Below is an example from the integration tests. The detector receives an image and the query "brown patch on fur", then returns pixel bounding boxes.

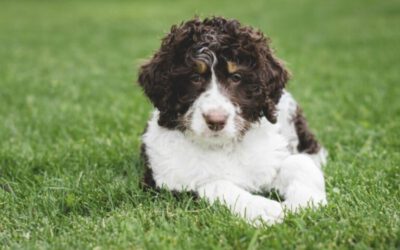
[227,61,238,73]
[195,60,207,74]
[293,107,320,154]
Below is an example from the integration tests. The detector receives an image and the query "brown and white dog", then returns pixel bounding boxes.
[138,17,327,225]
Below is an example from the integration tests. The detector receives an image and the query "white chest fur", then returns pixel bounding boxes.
[142,112,290,193]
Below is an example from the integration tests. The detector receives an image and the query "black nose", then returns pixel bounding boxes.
[202,109,229,131]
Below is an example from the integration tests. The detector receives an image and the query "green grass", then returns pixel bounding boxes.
[1,0,399,249]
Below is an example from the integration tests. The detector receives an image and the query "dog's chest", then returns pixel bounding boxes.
[143,116,290,192]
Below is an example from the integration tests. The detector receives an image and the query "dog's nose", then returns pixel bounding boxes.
[202,109,229,131]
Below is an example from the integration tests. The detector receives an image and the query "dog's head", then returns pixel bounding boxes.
[138,17,289,145]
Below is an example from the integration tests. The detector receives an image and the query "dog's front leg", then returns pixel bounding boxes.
[273,154,327,212]
[197,180,284,226]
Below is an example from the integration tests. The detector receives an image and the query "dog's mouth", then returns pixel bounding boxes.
[211,132,222,137]
[185,130,238,148]
[203,129,230,138]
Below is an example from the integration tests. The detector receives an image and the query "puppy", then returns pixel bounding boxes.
[138,17,327,225]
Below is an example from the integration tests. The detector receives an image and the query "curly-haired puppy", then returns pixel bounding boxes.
[138,17,327,225]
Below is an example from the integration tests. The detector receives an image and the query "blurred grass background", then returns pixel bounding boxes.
[0,0,399,249]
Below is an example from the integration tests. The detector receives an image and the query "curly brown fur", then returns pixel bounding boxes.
[138,17,290,129]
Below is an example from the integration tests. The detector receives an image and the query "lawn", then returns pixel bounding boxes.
[0,0,399,249]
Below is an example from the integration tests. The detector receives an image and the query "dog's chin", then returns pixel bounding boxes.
[185,128,238,148]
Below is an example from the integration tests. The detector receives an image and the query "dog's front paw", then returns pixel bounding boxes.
[240,196,284,226]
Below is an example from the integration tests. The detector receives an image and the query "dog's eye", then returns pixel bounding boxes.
[230,73,242,83]
[190,74,202,84]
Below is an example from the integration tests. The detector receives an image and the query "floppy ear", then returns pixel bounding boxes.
[138,20,199,111]
[138,20,200,128]
[138,52,170,112]
[139,45,185,129]
[265,52,290,103]
[261,48,290,123]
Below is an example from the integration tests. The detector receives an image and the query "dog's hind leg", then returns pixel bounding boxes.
[272,154,327,212]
